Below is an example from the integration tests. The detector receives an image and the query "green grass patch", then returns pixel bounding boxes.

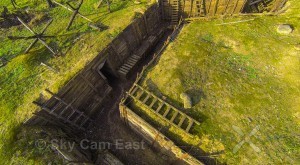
[0,0,153,163]
[139,0,300,164]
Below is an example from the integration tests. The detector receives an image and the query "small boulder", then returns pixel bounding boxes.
[277,24,293,34]
[180,93,192,109]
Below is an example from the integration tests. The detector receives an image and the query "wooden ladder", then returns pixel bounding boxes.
[195,0,206,17]
[128,83,200,134]
[33,89,93,130]
[117,54,141,78]
[170,0,179,25]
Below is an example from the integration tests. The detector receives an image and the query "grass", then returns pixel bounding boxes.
[136,0,300,164]
[0,0,153,164]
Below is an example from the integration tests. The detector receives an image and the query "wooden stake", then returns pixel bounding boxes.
[12,17,58,56]
[53,0,90,21]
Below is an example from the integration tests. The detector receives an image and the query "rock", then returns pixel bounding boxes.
[180,93,192,109]
[277,24,293,34]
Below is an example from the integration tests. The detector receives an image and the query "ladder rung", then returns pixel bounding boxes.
[143,95,150,103]
[131,86,139,95]
[156,103,164,113]
[186,120,194,133]
[149,98,157,108]
[178,115,186,127]
[170,111,178,122]
[163,107,171,117]
[136,91,144,99]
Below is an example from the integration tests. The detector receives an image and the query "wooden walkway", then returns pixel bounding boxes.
[127,83,200,134]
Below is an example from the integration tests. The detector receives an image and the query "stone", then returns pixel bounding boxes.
[277,24,293,34]
[180,93,192,109]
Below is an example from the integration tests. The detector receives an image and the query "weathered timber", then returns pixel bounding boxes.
[127,83,200,135]
[160,0,286,20]
[119,104,204,165]
[53,0,92,22]
[66,0,83,30]
[30,4,164,134]
[33,89,94,130]
[8,17,58,56]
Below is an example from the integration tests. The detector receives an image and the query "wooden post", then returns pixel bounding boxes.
[66,0,83,30]
[12,17,57,56]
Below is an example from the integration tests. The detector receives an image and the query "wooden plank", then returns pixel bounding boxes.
[178,115,186,127]
[163,107,171,117]
[143,95,151,103]
[131,86,139,95]
[79,74,98,93]
[58,98,76,117]
[128,58,137,63]
[156,103,164,113]
[124,63,133,68]
[149,98,158,108]
[170,111,178,122]
[186,120,194,132]
[136,91,145,99]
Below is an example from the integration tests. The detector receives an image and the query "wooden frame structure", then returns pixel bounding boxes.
[8,17,58,56]
[160,0,287,24]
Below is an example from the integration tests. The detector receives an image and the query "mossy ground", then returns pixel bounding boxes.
[0,0,152,163]
[139,0,300,164]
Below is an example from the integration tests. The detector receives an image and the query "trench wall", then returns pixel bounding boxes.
[26,4,165,131]
[119,104,204,165]
[161,0,288,20]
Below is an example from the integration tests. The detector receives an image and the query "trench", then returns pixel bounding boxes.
[86,29,177,165]
[24,1,288,164]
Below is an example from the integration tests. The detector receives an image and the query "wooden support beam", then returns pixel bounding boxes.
[136,91,145,99]
[149,98,157,108]
[178,115,186,127]
[53,0,92,22]
[156,103,164,113]
[163,107,171,117]
[185,120,194,132]
[33,101,58,116]
[79,74,99,94]
[170,111,178,122]
[15,17,57,56]
[142,95,150,103]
